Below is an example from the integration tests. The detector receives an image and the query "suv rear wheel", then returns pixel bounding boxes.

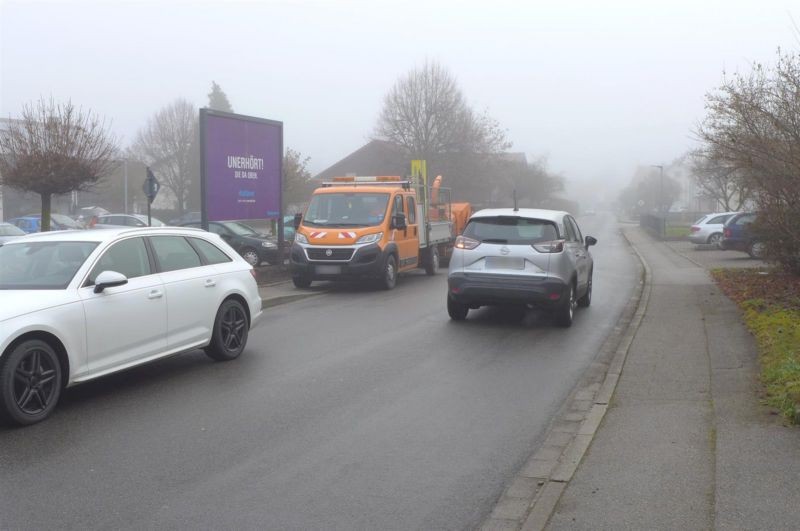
[555,284,576,327]
[447,297,469,320]
[577,272,592,308]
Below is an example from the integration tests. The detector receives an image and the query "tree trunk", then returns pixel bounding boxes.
[41,193,52,232]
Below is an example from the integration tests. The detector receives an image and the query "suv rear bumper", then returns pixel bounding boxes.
[290,243,386,280]
[447,272,569,307]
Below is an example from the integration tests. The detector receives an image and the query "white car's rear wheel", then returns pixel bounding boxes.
[205,299,249,361]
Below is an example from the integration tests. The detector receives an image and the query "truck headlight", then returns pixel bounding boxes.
[356,232,383,245]
[295,233,308,244]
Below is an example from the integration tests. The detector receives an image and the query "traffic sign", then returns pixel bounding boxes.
[143,167,161,203]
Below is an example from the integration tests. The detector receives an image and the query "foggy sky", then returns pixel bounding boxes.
[2,0,798,198]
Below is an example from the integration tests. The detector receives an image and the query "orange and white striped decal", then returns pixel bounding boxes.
[310,231,328,239]
[338,231,356,239]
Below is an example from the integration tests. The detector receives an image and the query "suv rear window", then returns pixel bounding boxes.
[463,217,559,244]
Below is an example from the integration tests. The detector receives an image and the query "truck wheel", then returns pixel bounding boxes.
[381,254,397,290]
[424,246,440,275]
[292,275,312,288]
[447,297,469,320]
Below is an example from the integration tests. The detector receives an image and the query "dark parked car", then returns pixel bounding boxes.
[720,212,764,258]
[169,211,201,226]
[181,220,280,266]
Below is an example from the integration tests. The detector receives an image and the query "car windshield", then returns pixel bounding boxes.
[134,215,165,227]
[305,193,390,227]
[463,216,560,244]
[223,222,259,236]
[51,214,84,229]
[0,224,25,236]
[0,241,98,289]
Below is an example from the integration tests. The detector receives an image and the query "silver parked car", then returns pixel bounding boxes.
[447,208,596,327]
[0,222,26,244]
[688,211,739,246]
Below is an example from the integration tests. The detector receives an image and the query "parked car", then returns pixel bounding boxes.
[0,222,26,244]
[169,211,201,226]
[447,208,597,327]
[8,214,85,233]
[0,227,262,425]
[93,214,165,228]
[688,211,739,246]
[720,212,764,258]
[181,220,281,266]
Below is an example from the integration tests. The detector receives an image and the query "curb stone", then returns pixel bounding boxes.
[481,227,653,531]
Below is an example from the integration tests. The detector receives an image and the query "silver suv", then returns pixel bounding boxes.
[447,208,596,327]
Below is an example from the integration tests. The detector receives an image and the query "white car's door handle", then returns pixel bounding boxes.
[148,289,164,299]
[204,279,216,288]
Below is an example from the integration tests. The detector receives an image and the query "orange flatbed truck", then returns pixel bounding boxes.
[290,175,469,289]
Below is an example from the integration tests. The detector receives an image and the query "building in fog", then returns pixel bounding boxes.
[313,140,534,209]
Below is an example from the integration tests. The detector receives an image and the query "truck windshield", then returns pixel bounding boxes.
[305,193,390,227]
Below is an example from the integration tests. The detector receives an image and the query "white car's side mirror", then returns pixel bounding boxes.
[94,270,128,293]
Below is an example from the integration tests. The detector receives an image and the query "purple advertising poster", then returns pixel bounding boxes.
[201,110,282,221]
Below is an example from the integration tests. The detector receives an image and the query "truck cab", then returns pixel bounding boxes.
[290,176,454,289]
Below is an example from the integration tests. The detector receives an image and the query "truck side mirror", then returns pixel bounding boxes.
[392,213,407,230]
[293,213,302,229]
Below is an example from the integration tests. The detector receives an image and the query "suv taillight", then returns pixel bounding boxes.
[455,236,480,250]
[532,239,565,253]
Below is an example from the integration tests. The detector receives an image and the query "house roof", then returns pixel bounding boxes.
[313,139,528,183]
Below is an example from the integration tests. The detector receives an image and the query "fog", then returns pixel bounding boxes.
[2,0,798,200]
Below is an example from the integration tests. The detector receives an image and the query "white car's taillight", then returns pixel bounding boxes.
[455,236,480,250]
[532,239,565,253]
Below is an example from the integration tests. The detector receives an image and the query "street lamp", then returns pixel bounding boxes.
[651,165,664,214]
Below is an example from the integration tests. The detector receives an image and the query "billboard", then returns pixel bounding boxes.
[200,109,283,226]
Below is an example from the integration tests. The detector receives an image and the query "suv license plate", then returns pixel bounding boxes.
[316,265,341,275]
[486,257,525,270]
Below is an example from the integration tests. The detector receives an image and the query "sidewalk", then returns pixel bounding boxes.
[257,279,329,309]
[546,227,800,530]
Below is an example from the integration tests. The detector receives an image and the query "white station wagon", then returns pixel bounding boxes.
[0,227,262,425]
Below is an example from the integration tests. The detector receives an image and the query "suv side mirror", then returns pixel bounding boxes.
[293,213,302,229]
[585,236,598,247]
[392,213,407,230]
[93,270,128,293]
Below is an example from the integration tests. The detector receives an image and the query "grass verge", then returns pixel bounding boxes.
[711,268,800,423]
[665,225,690,238]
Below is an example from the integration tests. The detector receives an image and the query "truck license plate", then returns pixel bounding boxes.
[316,265,341,275]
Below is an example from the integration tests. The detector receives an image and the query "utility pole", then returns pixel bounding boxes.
[651,165,664,213]
[123,159,129,214]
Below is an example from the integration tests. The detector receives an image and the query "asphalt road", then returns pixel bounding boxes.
[0,213,638,530]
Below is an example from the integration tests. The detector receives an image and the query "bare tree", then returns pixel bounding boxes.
[373,61,510,158]
[282,148,313,211]
[697,49,800,273]
[129,99,197,216]
[689,150,751,211]
[0,98,118,231]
